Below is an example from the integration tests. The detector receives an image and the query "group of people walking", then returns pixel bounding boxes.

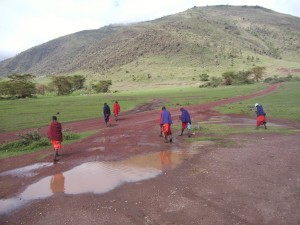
[159,106,192,143]
[47,101,267,161]
[47,101,121,161]
[103,101,121,127]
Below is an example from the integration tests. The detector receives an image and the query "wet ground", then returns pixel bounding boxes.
[0,83,300,225]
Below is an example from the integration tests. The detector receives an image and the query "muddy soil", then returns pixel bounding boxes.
[0,83,300,225]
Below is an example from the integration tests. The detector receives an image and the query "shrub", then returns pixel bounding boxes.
[202,76,223,88]
[17,129,42,145]
[63,132,80,141]
[92,80,112,93]
[199,73,209,81]
[264,74,299,84]
[0,130,80,153]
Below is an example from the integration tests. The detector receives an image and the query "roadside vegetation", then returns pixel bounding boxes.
[216,81,300,122]
[0,130,96,159]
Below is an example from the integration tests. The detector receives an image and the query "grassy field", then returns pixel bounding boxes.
[1,81,299,132]
[216,81,300,122]
[0,84,267,132]
[1,81,299,159]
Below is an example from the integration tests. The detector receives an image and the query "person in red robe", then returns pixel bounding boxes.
[113,101,121,121]
[47,116,63,161]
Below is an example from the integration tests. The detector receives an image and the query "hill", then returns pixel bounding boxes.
[0,5,299,88]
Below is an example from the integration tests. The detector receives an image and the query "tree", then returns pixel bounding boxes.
[236,70,253,84]
[222,71,236,85]
[92,80,112,93]
[36,84,47,95]
[50,76,73,95]
[0,74,36,98]
[71,75,86,90]
[251,66,266,82]
[208,76,223,87]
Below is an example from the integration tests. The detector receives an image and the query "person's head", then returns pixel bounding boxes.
[180,107,184,112]
[115,101,118,103]
[104,102,107,106]
[162,106,166,110]
[255,103,259,107]
[52,116,57,121]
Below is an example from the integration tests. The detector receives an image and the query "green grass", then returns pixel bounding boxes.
[197,124,296,135]
[173,123,296,137]
[0,130,96,159]
[0,83,267,132]
[216,81,300,121]
[0,93,147,132]
[121,83,266,107]
[182,123,297,147]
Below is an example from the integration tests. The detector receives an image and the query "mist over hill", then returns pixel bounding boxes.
[0,5,299,79]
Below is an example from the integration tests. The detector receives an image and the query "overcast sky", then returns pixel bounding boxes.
[0,0,299,60]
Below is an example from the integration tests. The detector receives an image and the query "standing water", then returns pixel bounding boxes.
[0,149,191,214]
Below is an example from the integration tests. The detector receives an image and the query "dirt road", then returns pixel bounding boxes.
[0,83,299,225]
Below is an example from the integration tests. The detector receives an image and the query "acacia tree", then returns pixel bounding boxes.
[251,66,266,82]
[92,80,112,93]
[50,76,73,95]
[71,75,86,90]
[0,74,36,98]
[222,71,236,85]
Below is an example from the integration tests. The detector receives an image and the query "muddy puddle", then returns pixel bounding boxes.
[0,163,53,178]
[0,149,194,215]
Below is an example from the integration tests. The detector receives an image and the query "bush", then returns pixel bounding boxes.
[199,73,209,81]
[63,132,80,141]
[264,75,299,84]
[0,130,80,153]
[204,76,223,87]
[30,137,50,148]
[92,80,112,93]
[234,71,253,85]
[17,129,42,145]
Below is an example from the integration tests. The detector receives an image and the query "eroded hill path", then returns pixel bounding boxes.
[1,83,300,225]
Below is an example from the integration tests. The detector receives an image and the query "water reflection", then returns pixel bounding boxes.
[160,150,172,171]
[0,150,188,215]
[50,173,65,193]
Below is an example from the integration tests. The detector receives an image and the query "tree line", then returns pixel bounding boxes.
[199,66,266,88]
[0,74,112,99]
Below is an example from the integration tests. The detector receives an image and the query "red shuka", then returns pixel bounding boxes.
[113,103,120,116]
[256,115,266,127]
[47,121,63,141]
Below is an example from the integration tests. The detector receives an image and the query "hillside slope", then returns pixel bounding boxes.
[0,5,299,78]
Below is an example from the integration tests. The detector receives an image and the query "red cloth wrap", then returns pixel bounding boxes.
[163,124,172,136]
[256,115,266,127]
[182,122,188,129]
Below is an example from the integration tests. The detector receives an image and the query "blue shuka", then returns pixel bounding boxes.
[181,109,191,124]
[103,104,111,122]
[161,109,172,124]
[256,105,266,116]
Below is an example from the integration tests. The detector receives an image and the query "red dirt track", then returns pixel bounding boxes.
[1,83,300,225]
